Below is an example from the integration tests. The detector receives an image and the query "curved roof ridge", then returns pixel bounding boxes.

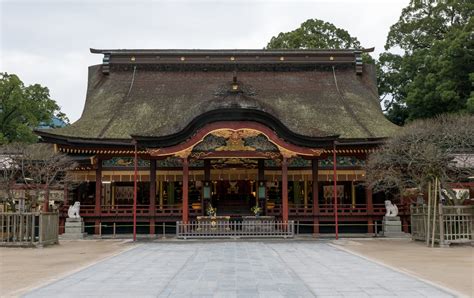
[330,66,374,137]
[98,65,138,138]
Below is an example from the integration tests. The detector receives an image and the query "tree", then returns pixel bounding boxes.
[266,19,362,50]
[20,143,77,211]
[0,143,24,211]
[365,114,474,201]
[0,143,77,212]
[379,0,474,124]
[0,73,69,144]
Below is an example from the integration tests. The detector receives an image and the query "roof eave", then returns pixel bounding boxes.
[90,48,375,55]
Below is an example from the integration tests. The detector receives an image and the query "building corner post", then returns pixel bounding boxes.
[282,157,289,223]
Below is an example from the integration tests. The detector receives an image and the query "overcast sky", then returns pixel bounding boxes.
[1,0,409,122]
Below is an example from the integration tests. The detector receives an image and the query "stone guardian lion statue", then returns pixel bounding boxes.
[68,202,81,219]
[384,200,398,217]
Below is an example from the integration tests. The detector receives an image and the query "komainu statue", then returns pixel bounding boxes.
[384,200,398,217]
[68,202,81,219]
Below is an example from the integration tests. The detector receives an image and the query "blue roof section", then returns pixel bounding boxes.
[38,117,67,129]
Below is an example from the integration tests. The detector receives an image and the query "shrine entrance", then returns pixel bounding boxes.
[143,121,330,225]
[212,180,255,216]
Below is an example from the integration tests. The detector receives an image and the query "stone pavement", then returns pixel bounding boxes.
[24,242,453,298]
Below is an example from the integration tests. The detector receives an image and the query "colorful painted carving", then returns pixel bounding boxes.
[319,156,366,168]
[102,157,150,168]
[192,129,279,152]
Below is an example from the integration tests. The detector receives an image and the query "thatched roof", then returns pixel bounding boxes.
[37,49,398,145]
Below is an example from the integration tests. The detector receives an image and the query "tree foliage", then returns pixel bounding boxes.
[266,19,362,50]
[379,0,474,124]
[0,73,69,144]
[365,114,474,199]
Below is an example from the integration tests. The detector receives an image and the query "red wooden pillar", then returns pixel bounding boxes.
[94,158,102,235]
[258,159,265,214]
[282,157,289,223]
[333,142,339,239]
[312,158,319,234]
[366,186,374,233]
[60,182,68,234]
[149,159,156,235]
[182,158,189,223]
[133,143,138,241]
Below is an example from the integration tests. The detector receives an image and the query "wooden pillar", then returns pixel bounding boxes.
[312,158,319,234]
[203,159,211,215]
[303,178,308,209]
[94,158,102,235]
[159,181,163,209]
[149,159,156,235]
[402,217,409,233]
[60,183,69,234]
[258,159,265,214]
[182,158,189,223]
[204,159,211,180]
[333,143,339,239]
[133,143,138,241]
[366,186,374,233]
[258,159,265,181]
[282,157,289,223]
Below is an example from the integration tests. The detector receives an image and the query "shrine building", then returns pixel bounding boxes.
[36,48,406,236]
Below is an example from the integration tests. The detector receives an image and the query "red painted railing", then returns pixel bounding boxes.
[62,203,407,218]
[62,204,200,217]
[268,203,407,216]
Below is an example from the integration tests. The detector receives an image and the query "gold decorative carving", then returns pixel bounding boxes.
[147,148,161,156]
[174,147,193,159]
[116,158,133,166]
[262,152,281,160]
[310,149,324,156]
[146,128,323,159]
[212,129,261,151]
[278,146,297,158]
[190,152,212,160]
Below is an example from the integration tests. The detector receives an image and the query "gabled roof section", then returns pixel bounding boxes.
[37,48,399,146]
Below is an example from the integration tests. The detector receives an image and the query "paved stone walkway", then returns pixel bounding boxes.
[24,242,453,298]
